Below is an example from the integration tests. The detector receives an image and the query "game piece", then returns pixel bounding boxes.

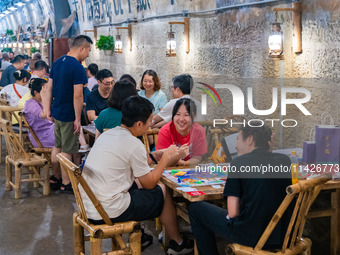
[171,169,179,175]
[174,171,187,176]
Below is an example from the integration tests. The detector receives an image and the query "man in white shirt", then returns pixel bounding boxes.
[152,74,203,128]
[81,95,194,254]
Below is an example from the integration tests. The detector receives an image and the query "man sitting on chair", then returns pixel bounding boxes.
[188,123,292,255]
[80,95,194,254]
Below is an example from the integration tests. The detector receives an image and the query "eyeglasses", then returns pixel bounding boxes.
[101,81,115,86]
[169,85,175,91]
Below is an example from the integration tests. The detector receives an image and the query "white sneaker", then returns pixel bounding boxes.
[79,144,91,153]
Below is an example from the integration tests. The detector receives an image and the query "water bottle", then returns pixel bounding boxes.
[290,151,299,185]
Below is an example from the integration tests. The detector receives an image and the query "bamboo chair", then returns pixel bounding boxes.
[142,128,159,154]
[0,105,30,163]
[56,153,141,255]
[226,173,333,255]
[0,117,49,199]
[19,112,52,165]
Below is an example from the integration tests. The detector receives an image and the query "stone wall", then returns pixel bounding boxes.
[2,0,340,148]
[72,0,340,148]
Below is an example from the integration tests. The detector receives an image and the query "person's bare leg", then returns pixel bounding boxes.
[158,183,182,244]
[79,127,87,146]
[51,146,61,179]
[60,152,71,185]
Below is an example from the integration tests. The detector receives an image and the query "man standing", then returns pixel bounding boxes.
[0,55,26,86]
[152,74,204,128]
[188,124,292,254]
[1,52,12,71]
[86,69,114,122]
[42,35,93,193]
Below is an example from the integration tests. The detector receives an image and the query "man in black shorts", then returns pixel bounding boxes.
[80,96,194,254]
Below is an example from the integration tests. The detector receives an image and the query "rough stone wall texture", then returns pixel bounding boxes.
[1,0,335,149]
[73,0,339,149]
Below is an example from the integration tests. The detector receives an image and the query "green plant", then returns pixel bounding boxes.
[31,47,40,54]
[6,29,13,36]
[96,35,114,50]
[2,48,12,52]
[44,39,49,44]
[10,35,17,42]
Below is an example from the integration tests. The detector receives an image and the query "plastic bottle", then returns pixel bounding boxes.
[290,151,299,185]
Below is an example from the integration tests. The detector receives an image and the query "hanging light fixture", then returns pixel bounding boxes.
[24,41,31,49]
[268,11,283,59]
[166,25,176,57]
[18,42,23,49]
[114,33,122,54]
[114,25,132,54]
[166,18,190,57]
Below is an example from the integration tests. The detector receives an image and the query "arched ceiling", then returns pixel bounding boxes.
[0,0,75,38]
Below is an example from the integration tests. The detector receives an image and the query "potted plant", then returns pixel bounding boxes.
[31,47,40,54]
[6,29,13,36]
[96,35,114,56]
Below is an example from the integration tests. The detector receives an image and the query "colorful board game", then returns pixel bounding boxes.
[163,168,228,187]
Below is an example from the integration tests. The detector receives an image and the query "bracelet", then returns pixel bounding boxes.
[149,153,158,164]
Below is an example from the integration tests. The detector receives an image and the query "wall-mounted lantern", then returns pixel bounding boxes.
[114,25,132,54]
[166,25,176,57]
[166,18,190,57]
[268,12,283,59]
[271,1,302,55]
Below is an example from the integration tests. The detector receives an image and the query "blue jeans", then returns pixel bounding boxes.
[188,201,233,255]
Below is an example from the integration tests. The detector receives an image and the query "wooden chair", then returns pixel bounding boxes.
[142,128,159,154]
[19,112,52,165]
[0,105,30,163]
[0,117,49,199]
[226,173,332,255]
[56,153,141,255]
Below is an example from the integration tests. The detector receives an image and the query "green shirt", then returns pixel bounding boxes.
[94,107,122,133]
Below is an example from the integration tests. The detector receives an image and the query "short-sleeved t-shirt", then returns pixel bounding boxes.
[80,126,151,220]
[223,149,292,247]
[50,55,87,122]
[86,88,108,117]
[94,107,122,133]
[0,65,17,86]
[157,122,207,161]
[157,95,204,123]
[138,90,168,114]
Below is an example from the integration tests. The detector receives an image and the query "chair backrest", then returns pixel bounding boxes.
[142,128,159,154]
[19,112,52,163]
[56,153,114,226]
[0,117,28,160]
[253,173,332,252]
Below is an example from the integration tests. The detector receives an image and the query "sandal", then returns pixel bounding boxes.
[50,175,62,191]
[60,183,74,194]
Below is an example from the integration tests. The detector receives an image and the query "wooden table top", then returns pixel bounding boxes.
[160,167,225,202]
[161,167,340,202]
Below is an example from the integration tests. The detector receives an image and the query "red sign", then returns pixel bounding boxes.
[187,191,206,196]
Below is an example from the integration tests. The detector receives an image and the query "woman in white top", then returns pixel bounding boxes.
[0,69,31,106]
[86,63,99,91]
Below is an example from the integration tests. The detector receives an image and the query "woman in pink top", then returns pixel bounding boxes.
[157,98,207,166]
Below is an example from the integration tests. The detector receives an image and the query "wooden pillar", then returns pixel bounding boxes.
[292,2,302,53]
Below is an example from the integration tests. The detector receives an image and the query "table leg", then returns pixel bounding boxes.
[331,189,340,255]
